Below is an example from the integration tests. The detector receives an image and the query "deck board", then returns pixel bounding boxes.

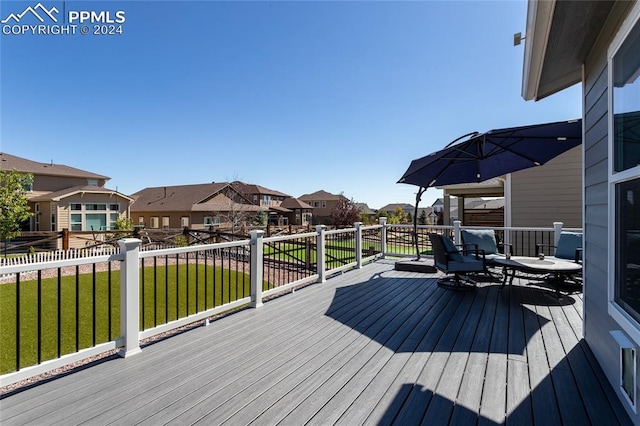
[0,260,632,425]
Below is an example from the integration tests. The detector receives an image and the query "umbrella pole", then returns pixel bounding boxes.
[413,187,426,260]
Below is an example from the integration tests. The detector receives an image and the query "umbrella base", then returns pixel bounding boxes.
[394,258,437,273]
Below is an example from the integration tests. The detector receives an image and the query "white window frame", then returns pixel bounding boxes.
[162,216,170,229]
[205,216,221,228]
[607,1,640,351]
[150,217,159,229]
[181,216,189,228]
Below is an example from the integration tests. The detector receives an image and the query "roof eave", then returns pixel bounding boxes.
[522,0,555,101]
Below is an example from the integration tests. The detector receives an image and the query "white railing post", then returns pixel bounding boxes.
[316,225,326,283]
[453,220,462,245]
[553,222,564,246]
[250,230,265,308]
[379,217,387,258]
[355,222,363,268]
[118,238,142,358]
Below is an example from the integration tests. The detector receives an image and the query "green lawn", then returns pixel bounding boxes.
[0,263,251,375]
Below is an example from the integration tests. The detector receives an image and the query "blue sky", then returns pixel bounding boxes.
[0,0,581,209]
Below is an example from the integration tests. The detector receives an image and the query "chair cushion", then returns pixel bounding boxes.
[484,252,506,265]
[447,255,485,272]
[441,236,464,262]
[555,232,582,260]
[461,229,498,255]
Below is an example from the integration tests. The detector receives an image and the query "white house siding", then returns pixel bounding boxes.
[510,146,583,228]
[583,2,638,422]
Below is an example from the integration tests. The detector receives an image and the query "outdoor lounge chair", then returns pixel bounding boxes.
[536,231,583,287]
[536,231,582,263]
[461,229,511,277]
[428,233,485,289]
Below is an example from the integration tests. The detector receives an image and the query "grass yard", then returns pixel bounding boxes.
[0,263,251,375]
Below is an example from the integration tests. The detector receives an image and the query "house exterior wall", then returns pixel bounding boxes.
[134,211,244,230]
[510,146,583,228]
[299,198,343,224]
[582,2,638,421]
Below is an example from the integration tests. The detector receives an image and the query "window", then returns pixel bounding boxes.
[87,179,98,186]
[181,216,189,228]
[150,217,159,229]
[615,179,640,322]
[610,5,640,349]
[109,213,118,230]
[138,216,145,225]
[51,214,56,231]
[85,204,106,211]
[34,213,40,231]
[35,203,39,213]
[162,216,170,229]
[262,195,271,205]
[70,214,82,231]
[66,203,122,231]
[204,216,220,228]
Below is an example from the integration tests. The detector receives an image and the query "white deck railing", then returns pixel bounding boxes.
[0,220,579,387]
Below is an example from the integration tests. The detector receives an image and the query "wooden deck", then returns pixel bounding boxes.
[0,260,632,425]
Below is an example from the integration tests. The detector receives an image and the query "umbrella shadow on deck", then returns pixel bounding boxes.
[324,274,574,356]
[377,340,631,425]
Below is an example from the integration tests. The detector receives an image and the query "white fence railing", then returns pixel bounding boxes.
[0,220,580,387]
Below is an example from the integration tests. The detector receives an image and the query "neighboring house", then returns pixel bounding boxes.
[130,183,261,230]
[130,181,309,229]
[299,190,348,225]
[379,203,414,218]
[522,0,640,421]
[0,152,132,248]
[438,145,582,228]
[280,197,313,226]
[415,207,436,224]
[431,199,444,213]
[230,181,293,225]
[356,203,377,222]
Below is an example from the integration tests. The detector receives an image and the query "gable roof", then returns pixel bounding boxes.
[29,185,133,202]
[0,152,109,180]
[299,190,347,201]
[190,193,263,213]
[356,203,376,215]
[379,203,414,212]
[281,197,313,209]
[131,183,230,212]
[231,181,290,198]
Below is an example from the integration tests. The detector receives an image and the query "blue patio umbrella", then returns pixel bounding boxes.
[398,119,582,188]
[397,118,582,259]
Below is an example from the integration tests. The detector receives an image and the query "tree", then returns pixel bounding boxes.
[255,209,267,226]
[330,198,362,227]
[0,170,33,240]
[394,206,409,224]
[418,210,427,225]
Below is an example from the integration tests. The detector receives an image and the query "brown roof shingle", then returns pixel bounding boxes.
[0,152,109,180]
[130,183,230,213]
